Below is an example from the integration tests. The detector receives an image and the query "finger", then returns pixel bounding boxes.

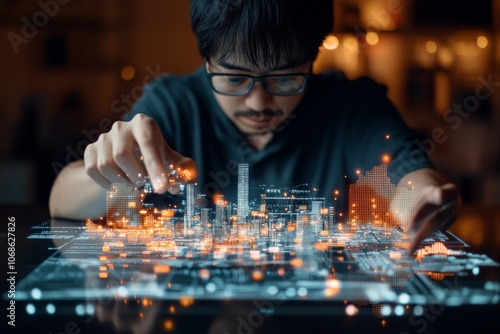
[410,185,458,231]
[96,135,131,185]
[111,127,147,185]
[408,206,456,255]
[131,118,169,193]
[84,144,113,190]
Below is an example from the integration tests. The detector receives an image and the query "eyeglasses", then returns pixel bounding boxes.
[206,72,310,96]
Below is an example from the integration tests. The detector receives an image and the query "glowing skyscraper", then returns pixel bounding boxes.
[184,183,194,236]
[237,163,249,223]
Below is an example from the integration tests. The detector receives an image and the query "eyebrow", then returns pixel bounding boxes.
[217,61,300,72]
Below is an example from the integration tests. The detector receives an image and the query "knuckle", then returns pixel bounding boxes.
[112,146,128,162]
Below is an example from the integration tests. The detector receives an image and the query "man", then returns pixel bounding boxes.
[49,0,460,254]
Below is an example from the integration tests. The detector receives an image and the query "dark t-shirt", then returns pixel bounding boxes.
[124,66,432,212]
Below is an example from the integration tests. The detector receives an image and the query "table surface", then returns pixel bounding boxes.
[1,205,499,333]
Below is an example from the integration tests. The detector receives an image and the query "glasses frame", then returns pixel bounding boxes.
[206,71,311,96]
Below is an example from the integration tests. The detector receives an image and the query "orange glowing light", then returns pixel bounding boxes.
[164,319,175,331]
[290,258,303,268]
[323,35,339,50]
[120,65,135,81]
[169,306,176,313]
[99,256,107,261]
[99,272,108,279]
[385,134,390,139]
[382,154,391,163]
[315,242,329,251]
[277,267,285,276]
[179,296,195,308]
[99,266,107,271]
[102,245,110,252]
[324,279,341,297]
[153,265,171,274]
[199,268,210,279]
[251,270,264,281]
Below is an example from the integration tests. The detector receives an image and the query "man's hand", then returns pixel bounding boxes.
[394,169,461,255]
[408,183,461,254]
[83,114,197,193]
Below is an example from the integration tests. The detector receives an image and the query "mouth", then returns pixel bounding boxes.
[240,116,273,128]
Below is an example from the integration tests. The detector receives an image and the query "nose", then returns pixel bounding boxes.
[244,82,274,112]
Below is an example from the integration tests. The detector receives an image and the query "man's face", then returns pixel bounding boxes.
[206,59,311,135]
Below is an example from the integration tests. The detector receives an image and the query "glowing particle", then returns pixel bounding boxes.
[75,304,85,316]
[398,293,410,304]
[297,287,308,297]
[414,305,424,316]
[164,319,175,332]
[46,304,56,315]
[394,305,405,316]
[426,41,437,54]
[120,65,135,81]
[206,282,216,293]
[323,35,339,50]
[345,304,357,316]
[477,35,488,48]
[26,304,36,315]
[381,305,391,316]
[31,288,42,300]
[179,296,195,308]
[366,32,379,46]
[251,270,264,281]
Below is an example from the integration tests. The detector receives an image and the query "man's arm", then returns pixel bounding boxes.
[49,160,107,220]
[393,168,461,254]
[49,114,196,220]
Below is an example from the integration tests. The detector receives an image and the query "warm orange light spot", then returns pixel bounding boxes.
[277,267,285,276]
[477,35,488,48]
[251,270,264,281]
[164,319,175,331]
[323,35,339,50]
[382,154,391,163]
[199,268,210,279]
[99,266,107,271]
[153,265,171,274]
[366,32,379,46]
[128,201,136,208]
[169,305,176,314]
[290,258,304,268]
[99,256,107,261]
[315,242,329,251]
[99,272,108,279]
[426,41,437,54]
[179,296,195,308]
[120,65,135,81]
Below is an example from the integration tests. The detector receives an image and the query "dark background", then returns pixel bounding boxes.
[0,0,499,259]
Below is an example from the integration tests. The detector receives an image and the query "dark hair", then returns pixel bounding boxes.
[190,0,333,70]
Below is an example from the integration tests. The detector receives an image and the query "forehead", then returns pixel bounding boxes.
[211,56,309,73]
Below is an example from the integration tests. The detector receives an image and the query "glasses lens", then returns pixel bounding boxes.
[211,75,252,95]
[265,76,306,94]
